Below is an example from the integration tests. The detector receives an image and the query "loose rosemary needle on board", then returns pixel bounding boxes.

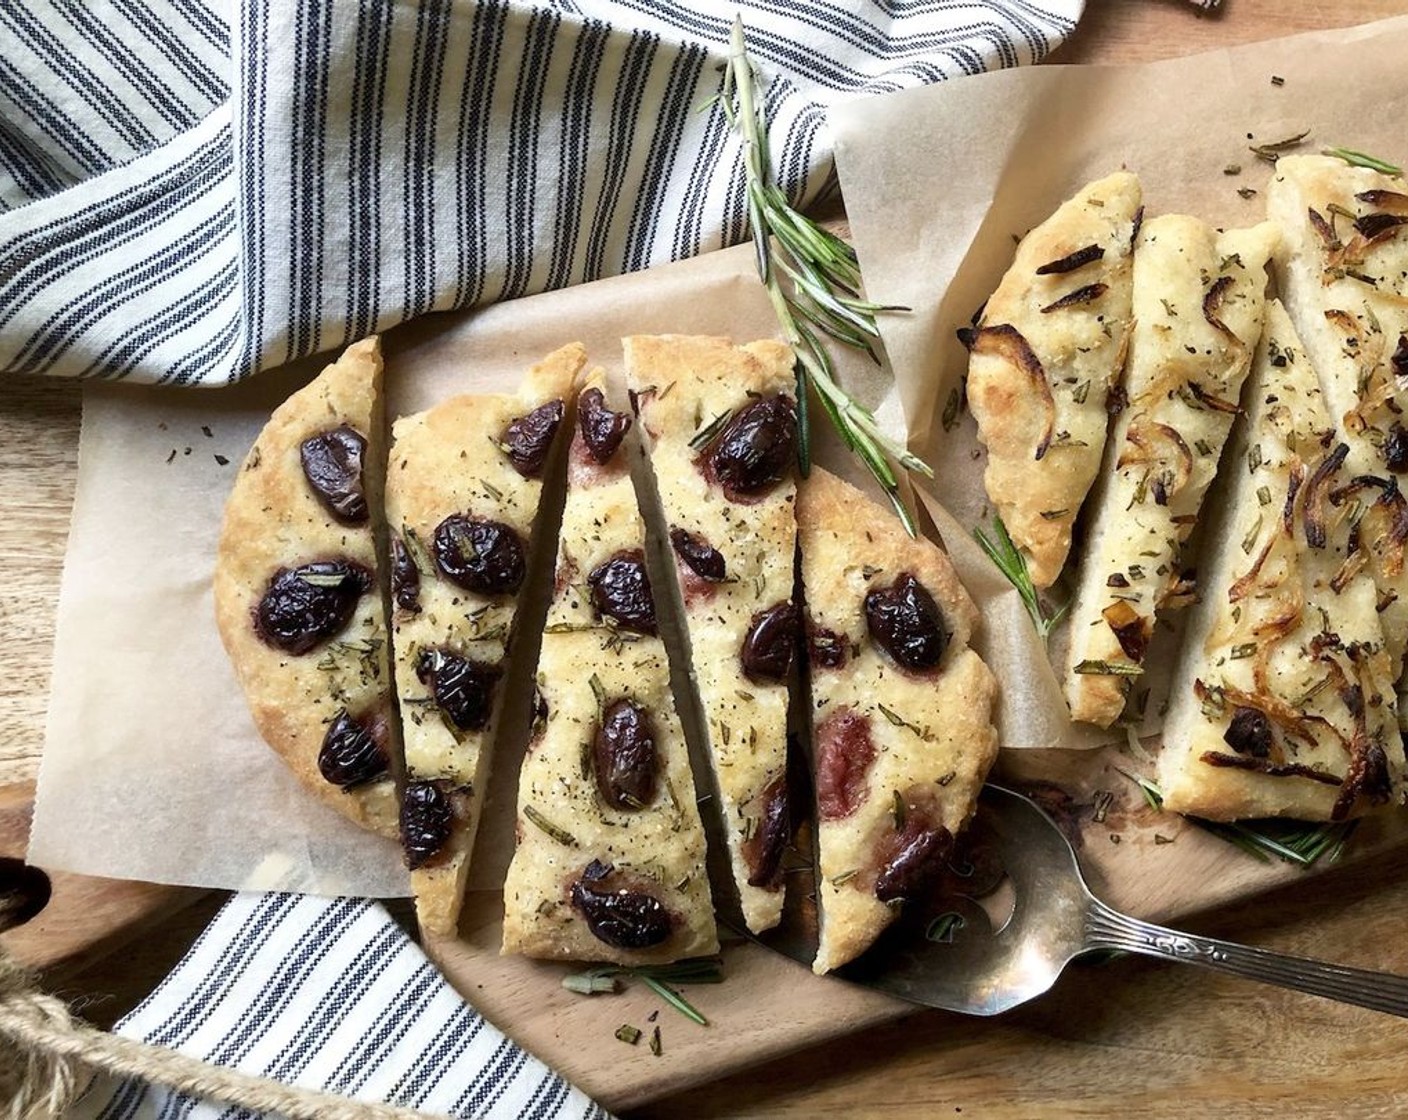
[715,17,932,535]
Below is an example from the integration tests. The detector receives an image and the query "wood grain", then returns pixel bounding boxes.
[5,3,1408,1120]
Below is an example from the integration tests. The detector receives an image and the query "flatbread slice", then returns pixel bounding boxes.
[214,337,398,838]
[799,468,999,975]
[1267,153,1408,681]
[1064,215,1279,728]
[624,335,798,934]
[387,343,582,937]
[500,371,717,965]
[964,171,1141,589]
[1159,301,1406,821]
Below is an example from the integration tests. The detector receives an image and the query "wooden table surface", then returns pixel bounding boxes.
[6,1,1408,1117]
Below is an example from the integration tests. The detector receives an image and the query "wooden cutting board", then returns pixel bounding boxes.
[423,739,1408,1112]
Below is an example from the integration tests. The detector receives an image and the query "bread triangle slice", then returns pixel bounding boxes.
[500,370,717,964]
[1064,215,1279,728]
[1160,301,1405,820]
[966,171,1141,589]
[1267,154,1408,681]
[214,337,399,839]
[386,344,583,937]
[624,335,798,934]
[798,469,998,975]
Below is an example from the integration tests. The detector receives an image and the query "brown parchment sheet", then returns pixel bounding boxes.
[31,16,1408,897]
[833,14,1408,750]
[29,243,899,896]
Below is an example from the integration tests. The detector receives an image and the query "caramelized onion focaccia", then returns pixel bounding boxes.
[1064,215,1279,728]
[1267,154,1408,681]
[214,338,399,838]
[964,171,1142,590]
[799,469,999,975]
[387,344,583,937]
[500,371,717,965]
[1160,301,1406,821]
[625,335,798,934]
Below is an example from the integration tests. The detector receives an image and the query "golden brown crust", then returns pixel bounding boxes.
[1160,301,1406,821]
[967,172,1141,589]
[501,370,718,964]
[1268,154,1408,677]
[213,337,398,838]
[798,468,998,974]
[1064,216,1279,728]
[625,334,797,934]
[387,343,585,936]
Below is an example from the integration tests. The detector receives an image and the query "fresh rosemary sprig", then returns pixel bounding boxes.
[1322,147,1403,176]
[1124,773,1356,868]
[972,516,1066,643]
[716,16,932,535]
[561,956,723,1026]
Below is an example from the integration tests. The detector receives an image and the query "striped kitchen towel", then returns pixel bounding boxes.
[0,0,1083,386]
[67,892,611,1119]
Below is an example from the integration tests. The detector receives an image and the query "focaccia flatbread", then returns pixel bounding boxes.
[500,371,717,965]
[799,469,999,975]
[214,337,398,838]
[965,171,1141,589]
[387,344,582,936]
[1160,301,1406,821]
[1064,215,1278,728]
[625,335,798,934]
[1267,154,1408,684]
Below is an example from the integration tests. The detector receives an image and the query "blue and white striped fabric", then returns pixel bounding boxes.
[69,892,612,1120]
[0,0,1083,385]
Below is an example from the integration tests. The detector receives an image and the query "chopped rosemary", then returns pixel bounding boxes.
[561,957,723,1026]
[523,805,578,847]
[650,1025,663,1056]
[973,515,1067,644]
[1073,659,1143,676]
[1323,147,1402,176]
[1249,128,1310,163]
[689,408,735,451]
[717,17,930,535]
[615,1024,643,1045]
[925,912,965,943]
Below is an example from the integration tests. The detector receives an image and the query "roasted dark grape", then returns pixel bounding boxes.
[705,395,796,497]
[432,514,525,595]
[416,648,501,732]
[744,774,790,888]
[318,709,389,788]
[669,527,726,582]
[390,535,420,611]
[570,861,673,948]
[741,602,799,682]
[299,426,368,523]
[587,551,657,635]
[501,399,565,477]
[578,387,631,464]
[864,573,949,671]
[874,825,953,903]
[400,781,453,870]
[254,560,371,655]
[593,699,657,810]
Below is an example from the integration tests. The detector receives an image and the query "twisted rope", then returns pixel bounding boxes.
[0,944,442,1120]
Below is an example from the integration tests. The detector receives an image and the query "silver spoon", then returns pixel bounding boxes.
[745,784,1408,1017]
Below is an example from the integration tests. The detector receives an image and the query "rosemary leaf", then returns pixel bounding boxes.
[722,17,927,535]
[1322,147,1403,176]
[972,516,1066,643]
[635,974,709,1026]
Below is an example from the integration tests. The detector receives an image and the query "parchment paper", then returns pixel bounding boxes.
[29,243,898,895]
[834,14,1408,749]
[31,16,1408,895]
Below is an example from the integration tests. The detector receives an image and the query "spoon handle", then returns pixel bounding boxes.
[1083,897,1408,1018]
